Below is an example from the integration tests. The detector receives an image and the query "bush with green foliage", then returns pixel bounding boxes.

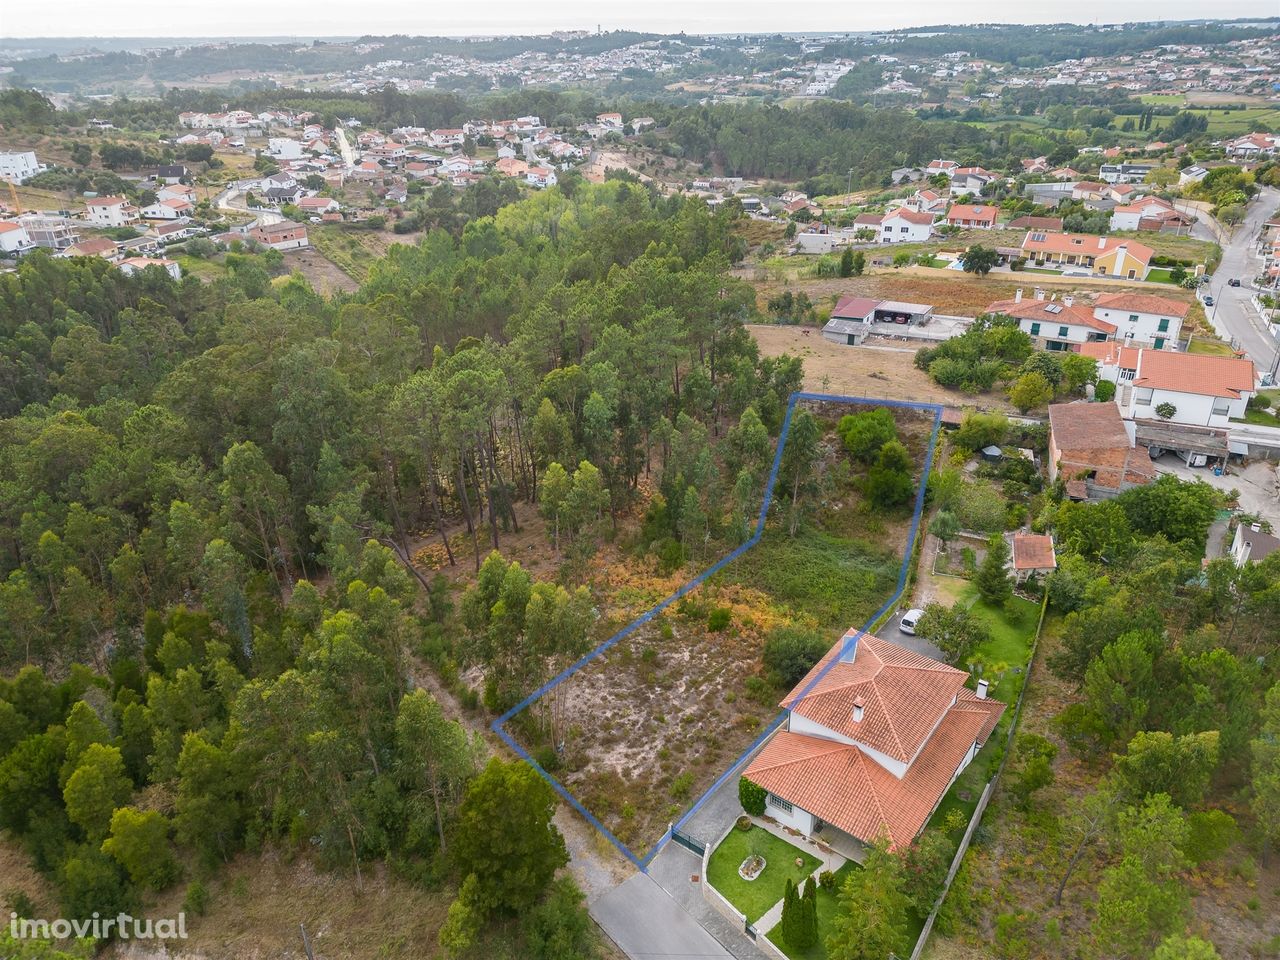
[762,625,829,686]
[738,777,766,816]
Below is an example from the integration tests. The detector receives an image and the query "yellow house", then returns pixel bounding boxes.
[1020,231,1154,280]
[1094,243,1153,280]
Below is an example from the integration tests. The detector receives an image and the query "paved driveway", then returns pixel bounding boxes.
[885,609,946,660]
[591,871,736,960]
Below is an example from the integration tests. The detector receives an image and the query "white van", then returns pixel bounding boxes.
[899,608,925,635]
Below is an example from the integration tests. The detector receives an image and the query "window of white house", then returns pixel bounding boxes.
[1158,318,1170,332]
[767,793,793,814]
[1121,368,1136,381]
[900,226,908,232]
[1135,388,1154,405]
[1059,326,1069,337]
[1212,398,1231,417]
[1128,314,1139,322]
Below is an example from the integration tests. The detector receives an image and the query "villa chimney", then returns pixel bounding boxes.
[852,697,865,723]
[1014,288,1023,304]
[1252,523,1262,532]
[976,679,989,700]
[1063,295,1074,307]
[1098,236,1107,249]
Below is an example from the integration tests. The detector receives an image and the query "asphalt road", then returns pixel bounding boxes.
[1201,185,1279,376]
[591,872,735,960]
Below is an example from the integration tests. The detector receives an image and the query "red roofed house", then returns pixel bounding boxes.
[875,209,935,244]
[1047,400,1155,500]
[141,197,194,220]
[1009,533,1057,583]
[743,632,1004,852]
[297,196,341,214]
[987,289,1114,351]
[945,203,998,230]
[1109,196,1192,233]
[1083,343,1256,427]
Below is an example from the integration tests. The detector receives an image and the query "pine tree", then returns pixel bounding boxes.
[975,533,1012,606]
[780,878,799,945]
[803,875,819,945]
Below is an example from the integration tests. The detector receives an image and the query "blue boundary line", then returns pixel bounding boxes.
[492,392,944,870]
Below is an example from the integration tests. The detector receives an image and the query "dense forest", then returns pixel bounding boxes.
[0,183,804,953]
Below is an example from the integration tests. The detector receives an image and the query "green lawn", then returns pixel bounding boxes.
[773,860,861,960]
[1234,407,1280,427]
[707,826,822,922]
[1144,267,1177,284]
[1188,337,1238,356]
[951,583,1038,706]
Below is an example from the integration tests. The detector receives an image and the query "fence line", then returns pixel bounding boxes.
[909,590,1051,960]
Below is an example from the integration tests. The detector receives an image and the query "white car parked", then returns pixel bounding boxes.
[899,608,926,635]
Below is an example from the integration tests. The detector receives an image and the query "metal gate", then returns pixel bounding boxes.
[670,827,704,857]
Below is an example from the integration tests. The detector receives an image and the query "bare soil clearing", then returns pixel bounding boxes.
[750,323,1012,409]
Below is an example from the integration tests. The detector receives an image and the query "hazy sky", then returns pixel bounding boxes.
[2,2,1276,39]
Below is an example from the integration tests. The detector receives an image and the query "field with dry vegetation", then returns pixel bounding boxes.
[514,403,931,857]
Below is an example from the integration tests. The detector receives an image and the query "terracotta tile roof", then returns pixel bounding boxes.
[1092,292,1190,318]
[887,209,936,226]
[1020,231,1154,265]
[946,204,998,224]
[65,237,118,257]
[1012,533,1057,570]
[1078,341,1140,367]
[1133,350,1255,399]
[781,633,969,764]
[746,693,1003,848]
[986,298,1115,333]
[854,213,883,226]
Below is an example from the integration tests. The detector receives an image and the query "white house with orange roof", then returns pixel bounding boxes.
[743,632,1004,852]
[859,209,934,244]
[0,220,36,256]
[141,197,195,220]
[1091,292,1188,349]
[1081,342,1256,427]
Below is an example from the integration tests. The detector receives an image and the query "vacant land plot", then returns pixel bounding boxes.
[750,324,1014,409]
[308,225,404,283]
[285,245,361,294]
[523,403,928,859]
